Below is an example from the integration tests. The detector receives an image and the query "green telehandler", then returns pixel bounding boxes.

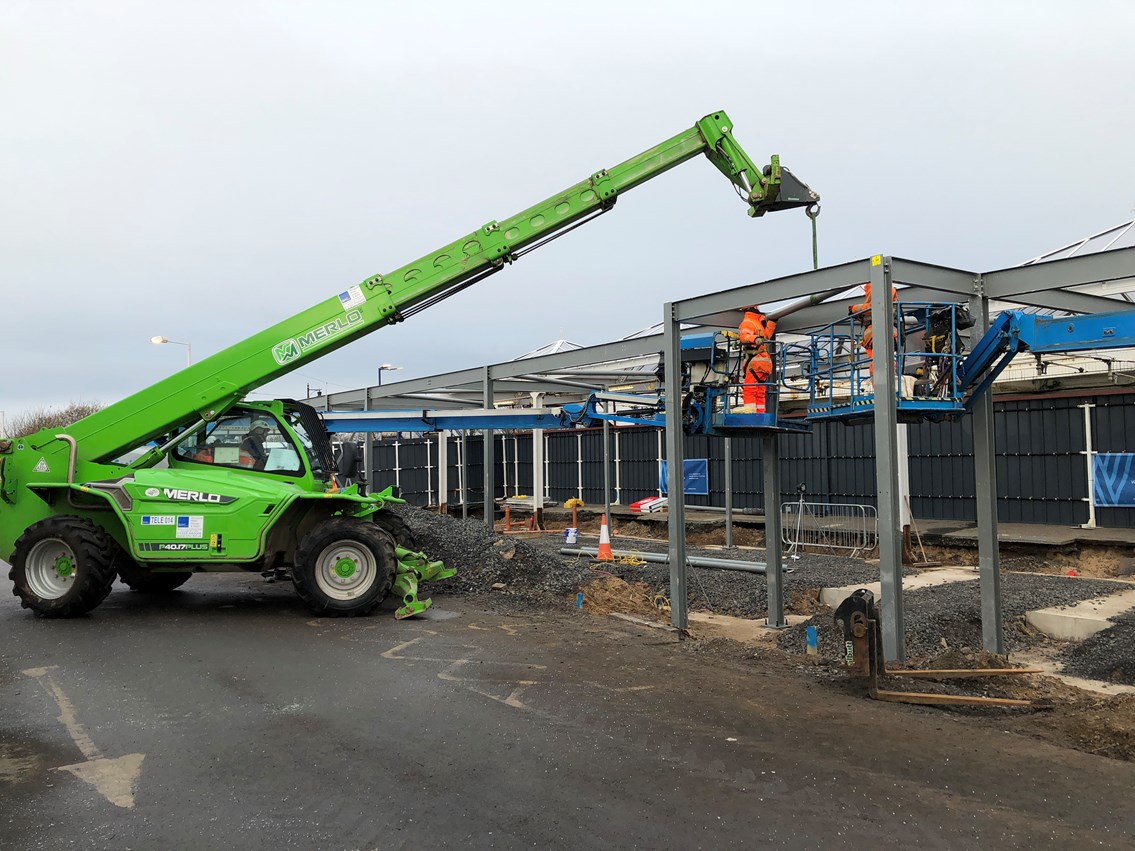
[0,111,818,619]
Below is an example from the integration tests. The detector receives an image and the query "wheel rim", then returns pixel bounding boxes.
[25,539,78,600]
[314,541,377,600]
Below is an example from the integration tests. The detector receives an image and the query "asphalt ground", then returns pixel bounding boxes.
[3,571,1135,850]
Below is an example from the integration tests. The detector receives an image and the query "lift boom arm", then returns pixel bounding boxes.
[62,110,817,462]
[959,308,1135,403]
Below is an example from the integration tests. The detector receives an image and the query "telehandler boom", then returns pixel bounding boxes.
[0,110,817,619]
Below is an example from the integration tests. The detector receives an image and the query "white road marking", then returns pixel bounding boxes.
[382,633,546,710]
[22,666,145,809]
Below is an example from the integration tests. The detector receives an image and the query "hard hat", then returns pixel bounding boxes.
[251,418,272,430]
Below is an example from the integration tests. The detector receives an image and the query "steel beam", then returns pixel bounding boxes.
[970,290,1005,654]
[889,258,977,294]
[983,246,1135,299]
[492,337,665,378]
[674,259,872,324]
[996,288,1135,316]
[363,367,487,398]
[663,302,688,631]
[872,256,905,662]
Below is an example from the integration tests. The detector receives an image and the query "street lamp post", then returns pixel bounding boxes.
[378,363,402,386]
[151,336,192,367]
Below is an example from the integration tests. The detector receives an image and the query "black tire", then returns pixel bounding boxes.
[292,517,397,616]
[374,509,416,551]
[9,517,120,618]
[117,560,193,593]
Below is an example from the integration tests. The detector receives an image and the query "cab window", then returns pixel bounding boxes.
[173,411,304,475]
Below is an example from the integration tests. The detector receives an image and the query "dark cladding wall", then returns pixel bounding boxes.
[368,392,1135,527]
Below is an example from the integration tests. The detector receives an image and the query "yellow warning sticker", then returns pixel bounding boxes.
[871,255,882,266]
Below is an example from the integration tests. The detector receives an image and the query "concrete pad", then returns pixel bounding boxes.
[944,525,1080,546]
[1014,650,1135,697]
[687,611,810,645]
[1024,587,1135,641]
[818,567,979,608]
[941,522,1135,548]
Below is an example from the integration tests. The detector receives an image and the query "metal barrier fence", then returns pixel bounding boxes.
[781,500,879,557]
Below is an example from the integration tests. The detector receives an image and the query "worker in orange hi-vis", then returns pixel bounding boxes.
[849,283,898,378]
[735,306,777,413]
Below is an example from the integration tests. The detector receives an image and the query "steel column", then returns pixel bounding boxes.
[724,436,734,548]
[437,431,448,513]
[970,290,1005,654]
[1081,402,1097,530]
[482,367,494,527]
[532,428,545,527]
[460,431,468,519]
[762,432,784,627]
[663,302,688,631]
[614,430,622,504]
[871,256,905,661]
[602,417,612,522]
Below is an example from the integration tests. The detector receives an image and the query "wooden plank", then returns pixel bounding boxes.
[888,668,1044,679]
[871,688,1032,707]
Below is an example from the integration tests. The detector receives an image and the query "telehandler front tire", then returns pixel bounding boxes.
[9,517,120,618]
[374,509,416,551]
[293,518,397,616]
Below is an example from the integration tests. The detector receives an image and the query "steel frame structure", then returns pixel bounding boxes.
[313,246,1135,661]
[667,246,1135,659]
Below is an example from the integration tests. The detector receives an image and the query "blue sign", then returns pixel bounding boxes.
[1093,454,1135,507]
[659,459,709,496]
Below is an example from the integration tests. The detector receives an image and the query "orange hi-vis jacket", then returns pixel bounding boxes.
[850,283,899,375]
[849,282,898,320]
[739,310,776,353]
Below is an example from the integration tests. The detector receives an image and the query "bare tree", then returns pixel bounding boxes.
[8,402,103,438]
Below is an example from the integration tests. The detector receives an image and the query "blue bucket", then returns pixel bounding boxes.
[564,527,579,545]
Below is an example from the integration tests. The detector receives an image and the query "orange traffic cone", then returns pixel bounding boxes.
[596,514,614,561]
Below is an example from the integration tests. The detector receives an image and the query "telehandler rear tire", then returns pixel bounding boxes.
[9,517,120,618]
[117,560,193,593]
[293,518,397,616]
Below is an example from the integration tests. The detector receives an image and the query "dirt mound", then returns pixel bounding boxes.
[997,688,1135,762]
[579,575,668,622]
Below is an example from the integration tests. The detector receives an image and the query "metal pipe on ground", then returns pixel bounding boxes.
[559,547,782,575]
[679,504,760,514]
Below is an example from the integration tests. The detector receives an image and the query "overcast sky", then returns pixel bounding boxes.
[2,1,1133,421]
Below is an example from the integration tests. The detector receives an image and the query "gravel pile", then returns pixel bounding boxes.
[1060,611,1135,685]
[392,506,593,602]
[779,572,1128,660]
